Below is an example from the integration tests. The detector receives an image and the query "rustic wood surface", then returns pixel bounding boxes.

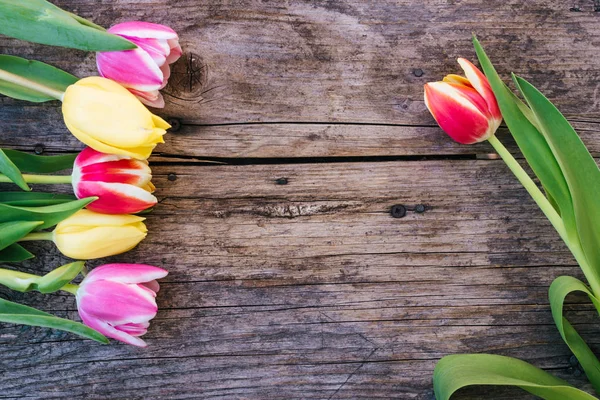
[1,0,600,399]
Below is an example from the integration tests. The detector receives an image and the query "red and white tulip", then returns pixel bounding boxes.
[76,263,168,347]
[424,58,502,144]
[96,21,182,108]
[72,147,157,214]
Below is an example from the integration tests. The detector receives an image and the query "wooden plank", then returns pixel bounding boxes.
[1,1,600,158]
[1,160,597,398]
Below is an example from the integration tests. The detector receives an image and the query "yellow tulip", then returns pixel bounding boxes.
[62,77,171,160]
[53,209,147,260]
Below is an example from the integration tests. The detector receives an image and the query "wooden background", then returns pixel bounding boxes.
[1,0,600,398]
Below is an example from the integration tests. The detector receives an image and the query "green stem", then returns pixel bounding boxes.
[19,231,54,242]
[0,69,64,101]
[61,283,79,295]
[0,173,72,184]
[488,135,600,295]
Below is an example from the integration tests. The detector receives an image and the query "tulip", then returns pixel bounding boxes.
[53,209,147,260]
[96,21,182,108]
[62,76,171,160]
[424,58,502,144]
[76,263,168,347]
[72,147,158,214]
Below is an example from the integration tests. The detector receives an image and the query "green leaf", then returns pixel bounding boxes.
[0,197,95,230]
[0,148,28,190]
[36,261,84,293]
[0,55,77,102]
[0,0,135,51]
[513,75,600,282]
[0,221,43,251]
[0,192,76,207]
[472,37,579,248]
[3,149,76,173]
[0,261,84,293]
[433,354,598,400]
[0,243,34,262]
[549,276,600,392]
[0,298,108,343]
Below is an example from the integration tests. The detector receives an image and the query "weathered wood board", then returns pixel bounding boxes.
[1,0,600,399]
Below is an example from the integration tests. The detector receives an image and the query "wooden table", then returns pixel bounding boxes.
[1,1,599,398]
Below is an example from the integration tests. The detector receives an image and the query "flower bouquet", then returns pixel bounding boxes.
[0,0,182,347]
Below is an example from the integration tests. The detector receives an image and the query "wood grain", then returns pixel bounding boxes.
[1,161,599,399]
[1,0,600,399]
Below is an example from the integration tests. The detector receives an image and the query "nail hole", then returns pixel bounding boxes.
[168,173,177,181]
[390,204,407,218]
[168,118,182,132]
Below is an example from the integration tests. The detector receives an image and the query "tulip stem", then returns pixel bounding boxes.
[0,174,72,185]
[61,283,79,295]
[19,232,54,242]
[0,69,65,101]
[487,135,600,295]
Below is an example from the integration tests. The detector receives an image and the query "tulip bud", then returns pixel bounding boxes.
[62,77,171,160]
[76,263,168,347]
[424,58,502,144]
[72,147,158,214]
[53,210,147,260]
[96,21,182,108]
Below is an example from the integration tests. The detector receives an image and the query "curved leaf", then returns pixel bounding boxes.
[513,76,600,284]
[3,149,76,173]
[0,55,77,102]
[549,276,600,392]
[0,197,95,230]
[0,221,43,251]
[0,192,76,207]
[0,0,135,51]
[0,148,28,190]
[473,38,578,248]
[0,243,34,263]
[434,354,598,400]
[0,261,84,294]
[0,298,108,343]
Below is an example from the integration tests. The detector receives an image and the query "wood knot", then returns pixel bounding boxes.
[164,52,209,100]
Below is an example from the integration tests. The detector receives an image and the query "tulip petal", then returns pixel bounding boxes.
[63,82,165,147]
[54,225,147,259]
[151,114,171,130]
[85,263,168,286]
[127,37,170,67]
[166,39,182,64]
[78,159,152,186]
[79,308,147,347]
[116,322,150,336]
[424,82,492,144]
[159,63,171,89]
[55,210,145,229]
[130,88,165,108]
[143,280,161,293]
[457,58,502,120]
[97,48,164,92]
[77,182,158,214]
[74,147,126,169]
[79,280,158,324]
[108,21,178,40]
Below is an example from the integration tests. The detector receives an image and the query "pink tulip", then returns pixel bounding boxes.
[76,263,168,347]
[72,147,157,214]
[96,21,182,108]
[424,58,502,144]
